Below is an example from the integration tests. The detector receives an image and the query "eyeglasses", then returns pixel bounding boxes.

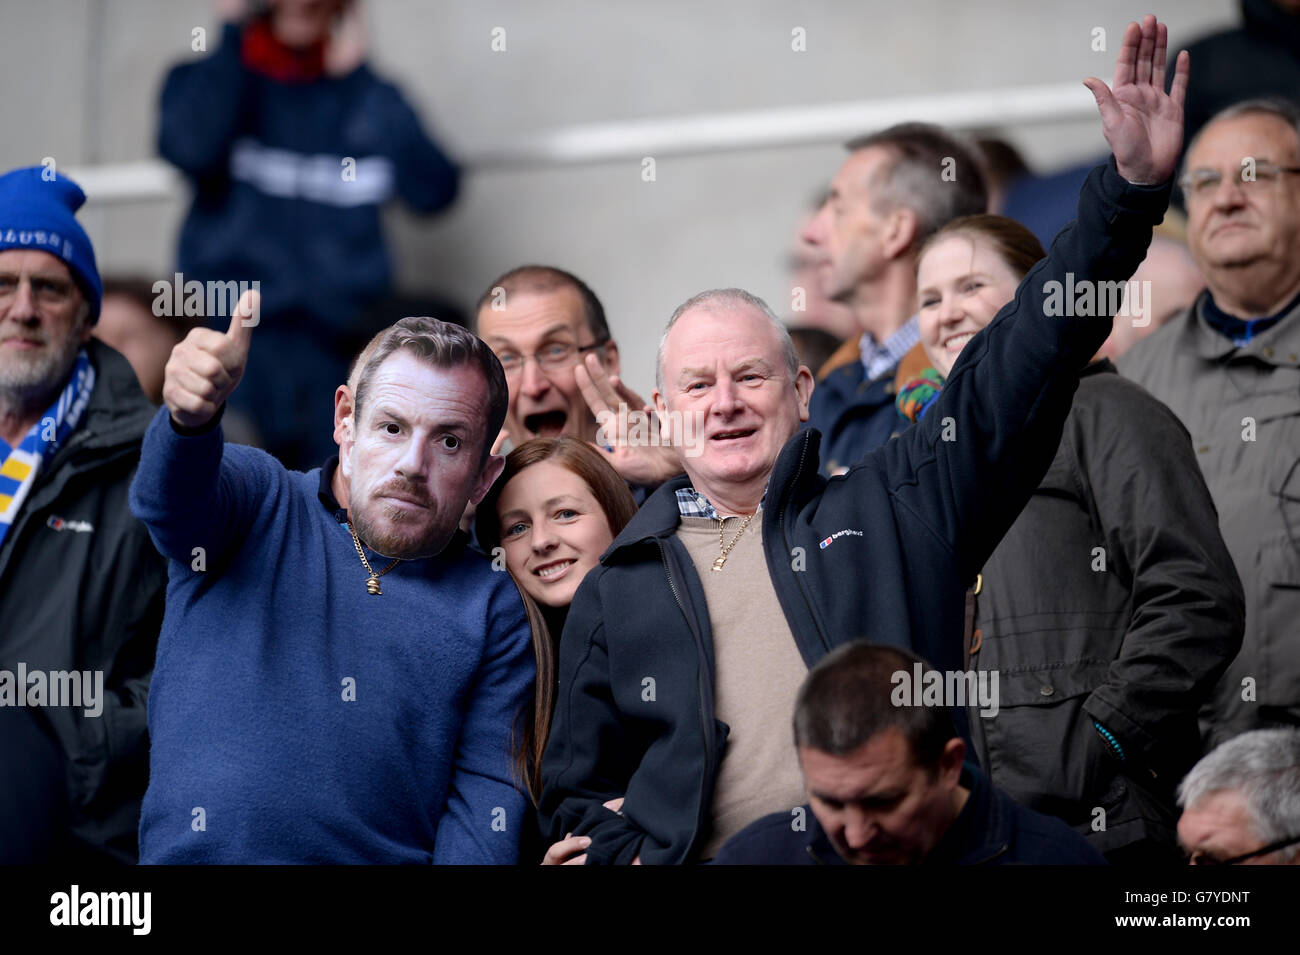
[495,340,607,377]
[1178,161,1300,201]
[1187,831,1300,865]
[0,273,78,308]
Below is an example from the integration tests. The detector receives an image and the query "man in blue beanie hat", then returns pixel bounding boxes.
[0,165,167,863]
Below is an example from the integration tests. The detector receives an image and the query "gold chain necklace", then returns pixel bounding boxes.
[346,520,401,595]
[712,512,757,571]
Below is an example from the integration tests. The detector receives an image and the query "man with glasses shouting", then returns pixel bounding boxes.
[473,265,682,493]
[1121,98,1300,748]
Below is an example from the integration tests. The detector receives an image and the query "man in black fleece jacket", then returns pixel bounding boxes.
[539,15,1188,865]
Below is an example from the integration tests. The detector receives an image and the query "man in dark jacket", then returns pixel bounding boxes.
[713,644,1104,865]
[0,167,167,863]
[158,0,461,468]
[538,16,1189,865]
[965,362,1243,862]
[800,124,987,475]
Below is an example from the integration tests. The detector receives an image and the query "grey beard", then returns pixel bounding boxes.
[0,337,81,419]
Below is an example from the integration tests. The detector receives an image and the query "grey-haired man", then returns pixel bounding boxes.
[1177,728,1300,864]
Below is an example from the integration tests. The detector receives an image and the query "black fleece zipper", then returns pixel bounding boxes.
[775,431,833,658]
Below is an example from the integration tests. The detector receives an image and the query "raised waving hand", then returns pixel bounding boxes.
[1083,14,1189,186]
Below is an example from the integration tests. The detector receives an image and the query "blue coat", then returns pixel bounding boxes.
[537,158,1173,865]
[158,22,460,333]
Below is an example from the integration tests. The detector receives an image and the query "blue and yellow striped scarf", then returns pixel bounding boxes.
[0,349,95,547]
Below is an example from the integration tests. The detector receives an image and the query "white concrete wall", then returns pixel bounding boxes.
[0,0,1238,394]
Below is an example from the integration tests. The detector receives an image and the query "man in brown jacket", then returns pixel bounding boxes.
[1120,97,1300,747]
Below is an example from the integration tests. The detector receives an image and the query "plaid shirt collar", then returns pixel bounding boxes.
[859,315,920,382]
[675,487,765,521]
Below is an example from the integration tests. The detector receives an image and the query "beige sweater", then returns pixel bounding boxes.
[677,514,809,860]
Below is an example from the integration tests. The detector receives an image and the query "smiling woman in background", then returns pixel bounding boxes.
[895,213,1244,863]
[476,437,637,862]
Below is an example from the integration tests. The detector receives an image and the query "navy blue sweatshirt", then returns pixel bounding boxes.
[158,22,460,332]
[129,409,533,863]
[712,763,1107,865]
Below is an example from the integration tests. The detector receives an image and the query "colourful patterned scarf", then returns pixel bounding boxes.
[0,349,95,548]
[895,366,945,423]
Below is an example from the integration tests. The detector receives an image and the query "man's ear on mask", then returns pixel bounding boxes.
[334,385,357,446]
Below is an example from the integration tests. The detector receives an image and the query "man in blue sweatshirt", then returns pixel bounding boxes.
[130,292,533,863]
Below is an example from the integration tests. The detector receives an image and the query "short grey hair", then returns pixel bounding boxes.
[1183,97,1300,176]
[1178,728,1300,863]
[655,288,800,392]
[844,122,989,248]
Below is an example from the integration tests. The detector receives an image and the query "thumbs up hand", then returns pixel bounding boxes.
[163,288,259,430]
